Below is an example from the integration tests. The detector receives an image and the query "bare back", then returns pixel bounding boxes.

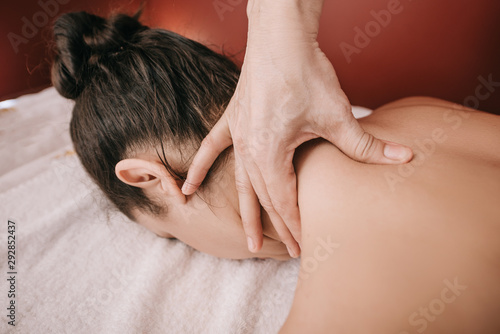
[283,97,500,333]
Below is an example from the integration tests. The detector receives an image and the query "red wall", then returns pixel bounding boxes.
[1,0,499,114]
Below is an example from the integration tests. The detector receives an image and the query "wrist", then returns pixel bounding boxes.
[246,0,323,42]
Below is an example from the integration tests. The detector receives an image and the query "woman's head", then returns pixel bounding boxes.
[52,11,289,260]
[52,10,238,219]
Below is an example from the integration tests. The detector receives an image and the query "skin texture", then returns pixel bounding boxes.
[121,97,499,332]
[181,0,413,258]
[130,154,291,261]
[282,97,500,333]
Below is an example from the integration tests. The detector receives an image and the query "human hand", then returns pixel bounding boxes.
[182,0,413,258]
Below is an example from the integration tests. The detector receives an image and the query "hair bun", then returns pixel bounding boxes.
[52,11,146,99]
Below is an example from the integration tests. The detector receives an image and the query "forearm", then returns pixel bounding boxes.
[246,0,324,51]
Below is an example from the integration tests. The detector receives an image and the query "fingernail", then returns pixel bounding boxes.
[287,245,297,258]
[181,182,191,195]
[384,143,412,161]
[247,236,256,252]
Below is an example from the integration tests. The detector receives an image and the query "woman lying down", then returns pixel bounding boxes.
[52,11,500,333]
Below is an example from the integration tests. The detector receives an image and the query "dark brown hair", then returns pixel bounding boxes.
[51,11,239,220]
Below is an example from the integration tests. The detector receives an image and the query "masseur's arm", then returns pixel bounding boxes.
[181,0,413,257]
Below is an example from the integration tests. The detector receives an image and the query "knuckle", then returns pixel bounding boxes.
[259,197,275,212]
[232,133,245,148]
[353,132,377,161]
[235,179,252,195]
[241,218,256,231]
[200,133,217,151]
[279,234,297,247]
[233,134,250,155]
[270,200,289,216]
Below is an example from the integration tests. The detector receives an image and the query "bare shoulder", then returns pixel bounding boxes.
[362,97,500,144]
[293,96,500,222]
[293,96,500,247]
[286,98,500,333]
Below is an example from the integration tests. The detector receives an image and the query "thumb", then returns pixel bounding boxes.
[332,117,413,164]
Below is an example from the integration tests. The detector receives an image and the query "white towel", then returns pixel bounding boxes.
[0,87,371,333]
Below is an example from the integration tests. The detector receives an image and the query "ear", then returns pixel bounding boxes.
[115,158,186,204]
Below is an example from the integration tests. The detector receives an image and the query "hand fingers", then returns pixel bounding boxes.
[246,161,301,258]
[234,152,263,253]
[330,116,413,164]
[264,168,302,246]
[261,200,301,258]
[182,115,233,195]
